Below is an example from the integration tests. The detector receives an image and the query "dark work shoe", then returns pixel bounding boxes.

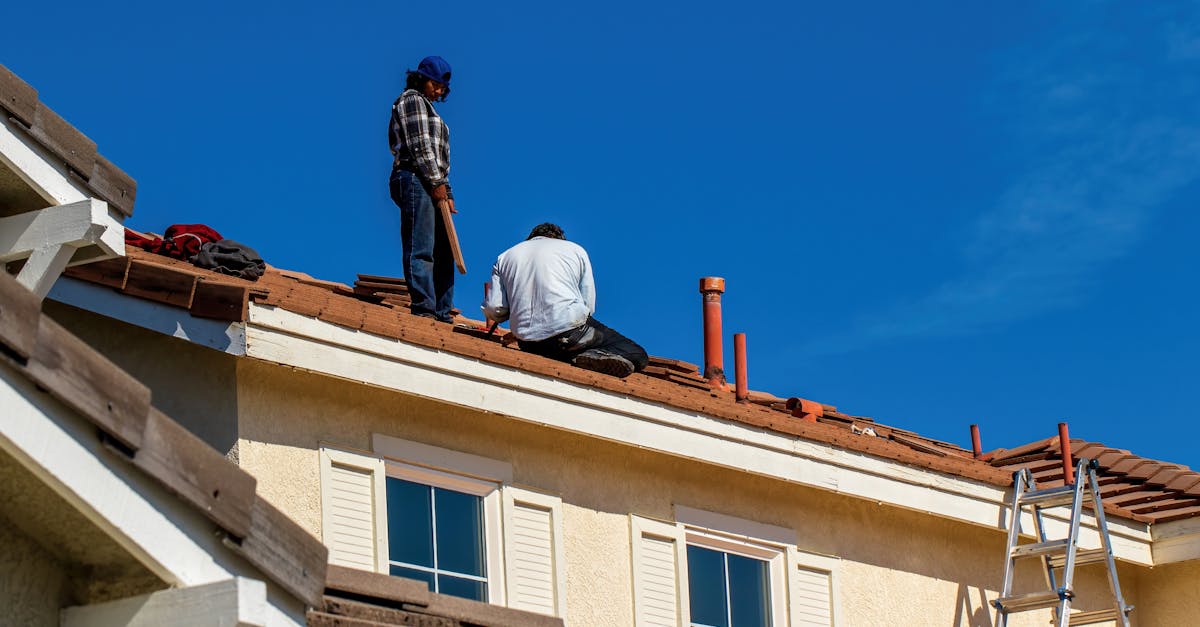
[573,349,635,378]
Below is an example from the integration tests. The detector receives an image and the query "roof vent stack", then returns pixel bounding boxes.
[1059,422,1074,485]
[734,333,748,402]
[699,277,726,386]
[970,424,983,459]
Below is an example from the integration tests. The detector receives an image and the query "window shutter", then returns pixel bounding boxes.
[502,486,566,616]
[787,549,841,627]
[792,565,834,626]
[319,447,388,572]
[631,516,688,627]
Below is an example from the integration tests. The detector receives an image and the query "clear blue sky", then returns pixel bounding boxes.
[6,1,1197,467]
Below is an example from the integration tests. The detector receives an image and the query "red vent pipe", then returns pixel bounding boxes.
[734,333,748,402]
[1059,422,1074,485]
[700,277,726,385]
[970,424,982,459]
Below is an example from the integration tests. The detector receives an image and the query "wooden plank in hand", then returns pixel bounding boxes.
[437,200,467,274]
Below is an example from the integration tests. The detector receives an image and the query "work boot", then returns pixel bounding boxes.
[573,349,635,378]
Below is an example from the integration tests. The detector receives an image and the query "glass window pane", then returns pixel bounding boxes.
[687,545,729,627]
[433,487,487,577]
[389,564,434,590]
[727,553,771,627]
[386,477,434,567]
[437,573,488,602]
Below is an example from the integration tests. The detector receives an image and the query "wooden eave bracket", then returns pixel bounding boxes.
[0,197,125,298]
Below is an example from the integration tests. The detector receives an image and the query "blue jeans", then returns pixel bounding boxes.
[390,169,455,321]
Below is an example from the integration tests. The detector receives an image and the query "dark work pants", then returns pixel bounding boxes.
[390,169,455,321]
[518,316,649,372]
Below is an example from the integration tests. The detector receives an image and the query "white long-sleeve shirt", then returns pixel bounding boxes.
[481,236,596,341]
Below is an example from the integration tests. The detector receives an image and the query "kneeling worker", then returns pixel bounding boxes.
[482,223,648,378]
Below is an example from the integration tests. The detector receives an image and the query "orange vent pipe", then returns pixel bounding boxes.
[700,277,726,385]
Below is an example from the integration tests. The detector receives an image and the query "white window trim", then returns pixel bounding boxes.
[321,436,566,617]
[629,507,841,627]
[373,433,513,483]
[683,528,790,627]
[378,454,507,605]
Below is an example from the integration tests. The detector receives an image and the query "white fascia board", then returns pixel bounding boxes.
[0,368,306,626]
[1151,517,1200,565]
[0,115,90,206]
[245,305,1155,565]
[49,277,247,355]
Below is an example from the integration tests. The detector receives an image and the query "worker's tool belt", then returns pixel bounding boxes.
[552,318,603,353]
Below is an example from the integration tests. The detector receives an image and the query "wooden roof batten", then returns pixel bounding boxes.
[0,64,132,299]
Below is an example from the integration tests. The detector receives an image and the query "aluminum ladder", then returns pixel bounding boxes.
[994,458,1133,627]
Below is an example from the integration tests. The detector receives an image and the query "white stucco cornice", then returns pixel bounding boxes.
[1152,517,1200,565]
[244,304,1156,565]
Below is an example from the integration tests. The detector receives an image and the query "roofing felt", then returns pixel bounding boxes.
[0,64,136,216]
[60,246,1200,524]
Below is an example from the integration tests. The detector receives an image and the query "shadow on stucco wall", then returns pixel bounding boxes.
[954,583,995,626]
[42,300,241,458]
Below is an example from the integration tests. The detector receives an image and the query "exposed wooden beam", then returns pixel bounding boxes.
[0,197,124,298]
[0,198,123,263]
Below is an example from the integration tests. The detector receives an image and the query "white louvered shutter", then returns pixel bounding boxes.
[793,565,834,626]
[631,516,688,627]
[319,447,388,572]
[503,486,566,616]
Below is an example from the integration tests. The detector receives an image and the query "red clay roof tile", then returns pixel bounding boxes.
[60,247,1200,522]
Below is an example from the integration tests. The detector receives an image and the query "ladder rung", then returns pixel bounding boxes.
[1048,547,1109,569]
[995,590,1066,612]
[1020,485,1079,508]
[1068,608,1122,625]
[1011,539,1068,559]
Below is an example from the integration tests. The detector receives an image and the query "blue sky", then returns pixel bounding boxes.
[5,1,1197,467]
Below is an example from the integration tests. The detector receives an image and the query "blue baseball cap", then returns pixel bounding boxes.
[413,56,452,87]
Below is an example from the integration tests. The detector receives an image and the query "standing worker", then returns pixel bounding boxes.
[389,55,457,322]
[483,223,649,378]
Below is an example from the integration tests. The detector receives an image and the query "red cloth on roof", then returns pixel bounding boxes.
[124,224,223,261]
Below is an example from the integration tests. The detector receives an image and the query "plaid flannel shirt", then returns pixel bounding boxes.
[389,89,451,191]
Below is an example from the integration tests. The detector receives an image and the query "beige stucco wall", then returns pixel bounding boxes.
[235,357,1163,626]
[0,515,69,627]
[1135,559,1200,626]
[44,301,241,456]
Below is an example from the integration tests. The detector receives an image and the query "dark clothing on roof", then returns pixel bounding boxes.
[518,317,648,378]
[192,240,265,280]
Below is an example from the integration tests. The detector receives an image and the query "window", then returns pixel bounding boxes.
[630,508,841,627]
[687,544,772,627]
[319,438,568,617]
[384,466,495,601]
